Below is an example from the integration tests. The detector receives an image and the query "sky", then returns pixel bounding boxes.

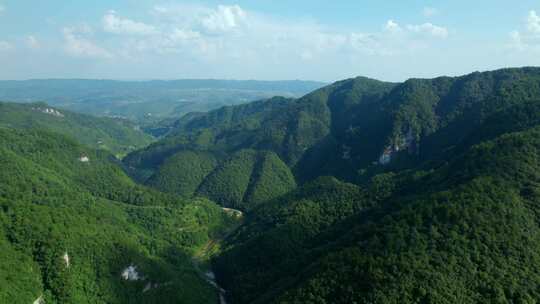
[1,1,540,82]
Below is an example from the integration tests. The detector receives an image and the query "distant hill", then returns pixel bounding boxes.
[0,79,326,125]
[0,102,153,157]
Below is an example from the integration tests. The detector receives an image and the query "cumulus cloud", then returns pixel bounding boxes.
[407,23,448,38]
[384,20,402,33]
[200,5,247,33]
[423,7,439,18]
[25,35,40,49]
[63,26,112,59]
[56,4,451,77]
[507,10,540,52]
[130,5,447,61]
[103,10,157,35]
[527,10,540,34]
[384,20,448,38]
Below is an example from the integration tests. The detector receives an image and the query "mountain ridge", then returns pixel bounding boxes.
[125,67,540,210]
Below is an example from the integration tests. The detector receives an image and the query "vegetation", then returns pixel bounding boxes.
[0,102,153,157]
[126,68,540,205]
[5,67,540,303]
[0,127,236,303]
[213,116,540,304]
[0,79,325,125]
[147,151,219,197]
[197,150,296,211]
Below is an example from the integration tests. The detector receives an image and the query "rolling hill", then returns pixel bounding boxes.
[0,102,153,157]
[0,79,326,125]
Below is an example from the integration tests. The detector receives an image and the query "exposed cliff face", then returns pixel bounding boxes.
[378,128,417,165]
[121,265,141,281]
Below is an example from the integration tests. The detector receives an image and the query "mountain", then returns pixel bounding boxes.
[0,127,237,303]
[4,67,540,303]
[214,122,540,303]
[0,79,326,124]
[122,67,540,303]
[125,67,540,209]
[0,102,153,157]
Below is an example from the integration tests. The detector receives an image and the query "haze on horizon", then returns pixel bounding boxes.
[1,0,540,82]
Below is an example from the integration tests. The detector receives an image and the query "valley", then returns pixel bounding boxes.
[4,2,540,303]
[0,79,325,128]
[1,67,540,303]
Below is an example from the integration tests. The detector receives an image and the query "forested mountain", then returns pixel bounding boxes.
[0,102,153,157]
[125,68,540,207]
[0,79,325,125]
[214,119,540,303]
[121,67,540,302]
[0,127,237,303]
[3,67,540,303]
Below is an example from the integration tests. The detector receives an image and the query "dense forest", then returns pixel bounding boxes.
[124,67,540,303]
[3,67,540,303]
[0,128,237,303]
[0,102,153,157]
[126,68,540,206]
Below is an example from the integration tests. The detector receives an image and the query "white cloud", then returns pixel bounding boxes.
[384,20,402,33]
[423,7,439,18]
[384,19,448,38]
[63,27,112,59]
[0,5,5,15]
[0,41,13,51]
[407,23,448,38]
[103,10,157,35]
[527,10,540,34]
[108,7,449,63]
[54,5,451,79]
[25,35,40,49]
[200,5,247,33]
[507,10,540,52]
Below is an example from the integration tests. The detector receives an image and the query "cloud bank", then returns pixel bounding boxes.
[58,4,449,67]
[2,3,536,81]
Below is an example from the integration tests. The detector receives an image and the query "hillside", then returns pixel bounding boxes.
[4,67,540,303]
[0,79,326,124]
[121,67,540,303]
[0,127,236,303]
[212,99,540,303]
[125,67,540,210]
[0,102,153,157]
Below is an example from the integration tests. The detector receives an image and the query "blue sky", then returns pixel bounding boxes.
[0,1,539,82]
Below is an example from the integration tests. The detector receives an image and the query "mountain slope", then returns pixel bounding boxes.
[0,127,235,303]
[213,101,540,303]
[0,102,153,157]
[125,67,540,210]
